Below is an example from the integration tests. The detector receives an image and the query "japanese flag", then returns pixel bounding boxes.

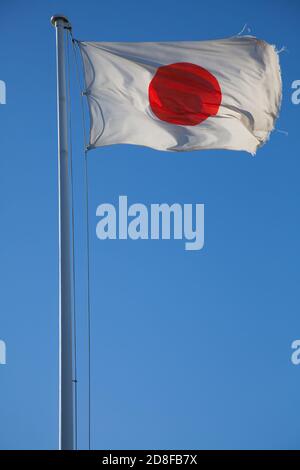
[78,37,281,155]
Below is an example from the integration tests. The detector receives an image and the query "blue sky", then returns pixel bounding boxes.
[0,0,300,450]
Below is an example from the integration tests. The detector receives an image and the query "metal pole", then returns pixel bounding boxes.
[51,14,74,450]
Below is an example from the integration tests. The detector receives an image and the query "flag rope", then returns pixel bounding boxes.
[83,149,92,451]
[71,33,92,450]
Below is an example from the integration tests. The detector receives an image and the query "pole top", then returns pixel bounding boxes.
[51,14,71,28]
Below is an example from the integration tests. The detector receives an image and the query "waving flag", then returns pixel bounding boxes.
[78,37,281,155]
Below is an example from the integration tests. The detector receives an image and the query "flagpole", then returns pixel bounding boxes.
[51,14,74,450]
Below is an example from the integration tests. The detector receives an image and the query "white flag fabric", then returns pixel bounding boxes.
[78,37,281,155]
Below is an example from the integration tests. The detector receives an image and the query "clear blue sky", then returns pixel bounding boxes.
[0,0,300,450]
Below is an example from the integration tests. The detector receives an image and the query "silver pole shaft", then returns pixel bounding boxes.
[51,14,74,450]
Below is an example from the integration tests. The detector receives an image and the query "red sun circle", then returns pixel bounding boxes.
[148,62,222,126]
